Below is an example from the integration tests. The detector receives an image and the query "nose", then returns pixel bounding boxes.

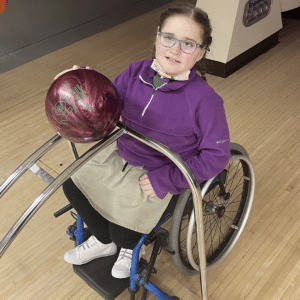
[170,41,181,55]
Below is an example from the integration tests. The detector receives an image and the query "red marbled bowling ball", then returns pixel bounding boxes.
[45,69,120,143]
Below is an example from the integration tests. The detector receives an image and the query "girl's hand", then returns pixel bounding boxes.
[139,174,157,198]
[54,65,93,80]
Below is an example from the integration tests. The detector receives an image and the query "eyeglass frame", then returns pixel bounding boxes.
[157,32,210,54]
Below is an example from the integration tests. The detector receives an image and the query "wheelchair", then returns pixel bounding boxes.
[0,121,255,300]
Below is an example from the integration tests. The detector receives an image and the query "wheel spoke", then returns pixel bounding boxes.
[205,214,219,253]
[225,162,243,191]
[222,214,232,229]
[209,216,220,256]
[223,214,235,222]
[172,153,253,274]
[217,218,226,242]
[226,179,243,201]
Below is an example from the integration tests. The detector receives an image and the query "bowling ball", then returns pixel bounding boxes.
[45,69,120,143]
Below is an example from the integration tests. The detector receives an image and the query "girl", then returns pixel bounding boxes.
[59,3,230,279]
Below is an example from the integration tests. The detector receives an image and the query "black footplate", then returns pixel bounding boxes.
[73,248,129,300]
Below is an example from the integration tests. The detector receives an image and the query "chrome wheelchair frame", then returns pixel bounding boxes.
[0,121,255,299]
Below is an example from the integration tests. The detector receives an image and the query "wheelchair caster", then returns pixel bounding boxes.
[171,297,180,300]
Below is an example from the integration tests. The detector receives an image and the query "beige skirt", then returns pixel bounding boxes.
[71,142,173,234]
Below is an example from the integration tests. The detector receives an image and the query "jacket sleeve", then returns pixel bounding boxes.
[112,64,133,112]
[147,92,231,199]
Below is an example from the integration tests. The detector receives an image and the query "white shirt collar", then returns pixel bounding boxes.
[150,59,190,81]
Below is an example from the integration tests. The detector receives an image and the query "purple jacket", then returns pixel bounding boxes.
[113,59,230,199]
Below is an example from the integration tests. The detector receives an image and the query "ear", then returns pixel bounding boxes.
[196,49,206,62]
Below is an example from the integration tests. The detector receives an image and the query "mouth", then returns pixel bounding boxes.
[166,57,180,63]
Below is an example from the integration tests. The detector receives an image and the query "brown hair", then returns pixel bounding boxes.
[153,3,212,81]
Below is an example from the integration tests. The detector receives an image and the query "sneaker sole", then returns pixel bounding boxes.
[111,269,130,279]
[64,248,117,265]
[111,247,146,279]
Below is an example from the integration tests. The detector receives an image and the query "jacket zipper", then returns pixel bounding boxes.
[139,75,167,117]
[142,89,155,117]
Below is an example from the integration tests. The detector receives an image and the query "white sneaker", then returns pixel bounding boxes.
[111,246,145,279]
[64,235,117,265]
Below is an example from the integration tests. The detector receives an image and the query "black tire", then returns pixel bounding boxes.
[170,143,255,275]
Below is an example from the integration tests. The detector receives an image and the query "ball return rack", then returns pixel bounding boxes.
[0,121,209,300]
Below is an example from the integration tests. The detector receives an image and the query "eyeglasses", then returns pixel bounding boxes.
[157,32,208,54]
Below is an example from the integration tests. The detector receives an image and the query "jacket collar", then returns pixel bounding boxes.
[150,59,191,81]
[139,59,198,91]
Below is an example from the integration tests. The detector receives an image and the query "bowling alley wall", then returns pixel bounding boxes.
[0,0,173,74]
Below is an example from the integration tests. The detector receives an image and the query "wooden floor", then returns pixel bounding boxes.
[1,0,300,299]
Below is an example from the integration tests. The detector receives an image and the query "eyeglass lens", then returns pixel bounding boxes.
[159,33,197,54]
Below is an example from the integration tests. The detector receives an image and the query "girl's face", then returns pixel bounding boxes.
[155,15,205,77]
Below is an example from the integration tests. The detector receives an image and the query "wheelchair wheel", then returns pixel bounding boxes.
[170,143,255,275]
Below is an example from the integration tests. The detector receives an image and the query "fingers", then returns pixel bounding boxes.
[139,174,157,197]
[54,68,73,80]
[139,174,148,181]
[79,65,94,71]
[141,186,156,197]
[53,65,93,80]
[139,174,150,186]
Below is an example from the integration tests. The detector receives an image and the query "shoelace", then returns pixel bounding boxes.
[78,236,96,251]
[117,249,133,261]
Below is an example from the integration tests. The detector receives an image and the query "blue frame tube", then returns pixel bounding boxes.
[132,273,173,300]
[129,214,173,292]
[75,214,85,246]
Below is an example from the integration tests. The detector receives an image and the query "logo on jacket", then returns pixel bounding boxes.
[216,139,229,144]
